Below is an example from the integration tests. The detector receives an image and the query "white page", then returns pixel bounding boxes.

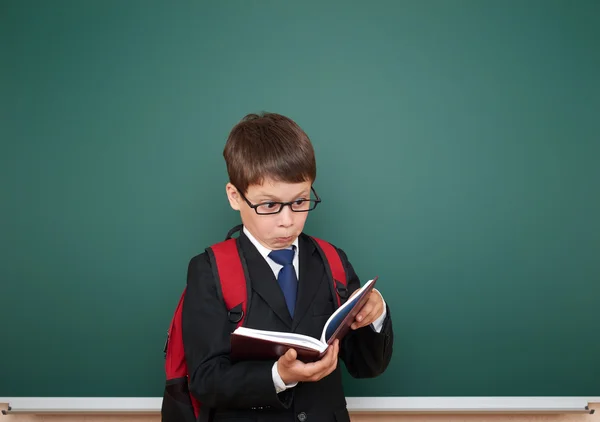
[233,326,327,352]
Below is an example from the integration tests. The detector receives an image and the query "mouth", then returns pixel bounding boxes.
[276,236,294,243]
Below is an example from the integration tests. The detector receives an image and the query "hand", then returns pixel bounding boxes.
[277,339,340,385]
[350,289,384,330]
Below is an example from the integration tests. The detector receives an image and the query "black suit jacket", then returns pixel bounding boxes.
[182,231,394,422]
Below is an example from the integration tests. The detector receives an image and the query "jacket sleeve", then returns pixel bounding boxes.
[181,252,293,409]
[335,247,394,378]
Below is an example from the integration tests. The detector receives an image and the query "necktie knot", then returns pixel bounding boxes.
[268,248,295,266]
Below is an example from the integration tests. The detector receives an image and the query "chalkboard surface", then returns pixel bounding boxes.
[1,0,598,397]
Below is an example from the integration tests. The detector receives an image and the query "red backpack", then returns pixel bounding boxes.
[161,227,348,422]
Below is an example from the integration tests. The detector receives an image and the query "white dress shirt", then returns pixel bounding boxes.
[242,226,387,393]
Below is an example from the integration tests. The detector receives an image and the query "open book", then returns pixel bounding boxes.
[230,277,378,362]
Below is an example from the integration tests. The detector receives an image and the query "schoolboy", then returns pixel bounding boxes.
[182,112,394,422]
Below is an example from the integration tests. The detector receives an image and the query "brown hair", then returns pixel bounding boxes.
[223,112,316,194]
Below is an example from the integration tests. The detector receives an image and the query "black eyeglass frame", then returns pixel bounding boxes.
[236,186,322,215]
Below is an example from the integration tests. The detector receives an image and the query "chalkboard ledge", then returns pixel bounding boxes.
[0,397,597,415]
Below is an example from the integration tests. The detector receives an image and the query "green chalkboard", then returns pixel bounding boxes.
[1,0,599,398]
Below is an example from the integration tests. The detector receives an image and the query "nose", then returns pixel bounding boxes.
[277,205,294,227]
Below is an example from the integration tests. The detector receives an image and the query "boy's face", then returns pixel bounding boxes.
[226,178,312,250]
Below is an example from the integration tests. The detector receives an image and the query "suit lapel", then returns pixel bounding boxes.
[292,234,328,331]
[238,233,292,328]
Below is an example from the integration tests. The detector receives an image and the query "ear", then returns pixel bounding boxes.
[226,183,241,211]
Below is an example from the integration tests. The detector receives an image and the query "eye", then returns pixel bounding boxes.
[294,199,306,205]
[264,202,278,209]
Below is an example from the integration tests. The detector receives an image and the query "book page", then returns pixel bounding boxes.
[233,326,327,352]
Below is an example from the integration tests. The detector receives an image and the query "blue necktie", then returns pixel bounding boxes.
[268,247,297,317]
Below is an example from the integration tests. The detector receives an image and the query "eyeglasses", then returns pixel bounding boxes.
[236,186,321,215]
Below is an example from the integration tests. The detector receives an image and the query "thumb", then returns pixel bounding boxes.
[285,348,297,362]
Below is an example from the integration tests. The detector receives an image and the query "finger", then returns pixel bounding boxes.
[301,350,332,375]
[324,341,337,367]
[321,340,340,378]
[332,339,340,359]
[356,303,373,323]
[330,339,339,364]
[355,294,377,323]
[352,304,373,329]
[321,344,336,368]
[363,301,384,325]
[321,340,339,372]
[353,293,384,329]
[352,303,381,329]
[307,343,339,379]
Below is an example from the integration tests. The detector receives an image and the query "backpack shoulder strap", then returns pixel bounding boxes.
[207,238,248,328]
[310,237,348,307]
[163,288,187,374]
